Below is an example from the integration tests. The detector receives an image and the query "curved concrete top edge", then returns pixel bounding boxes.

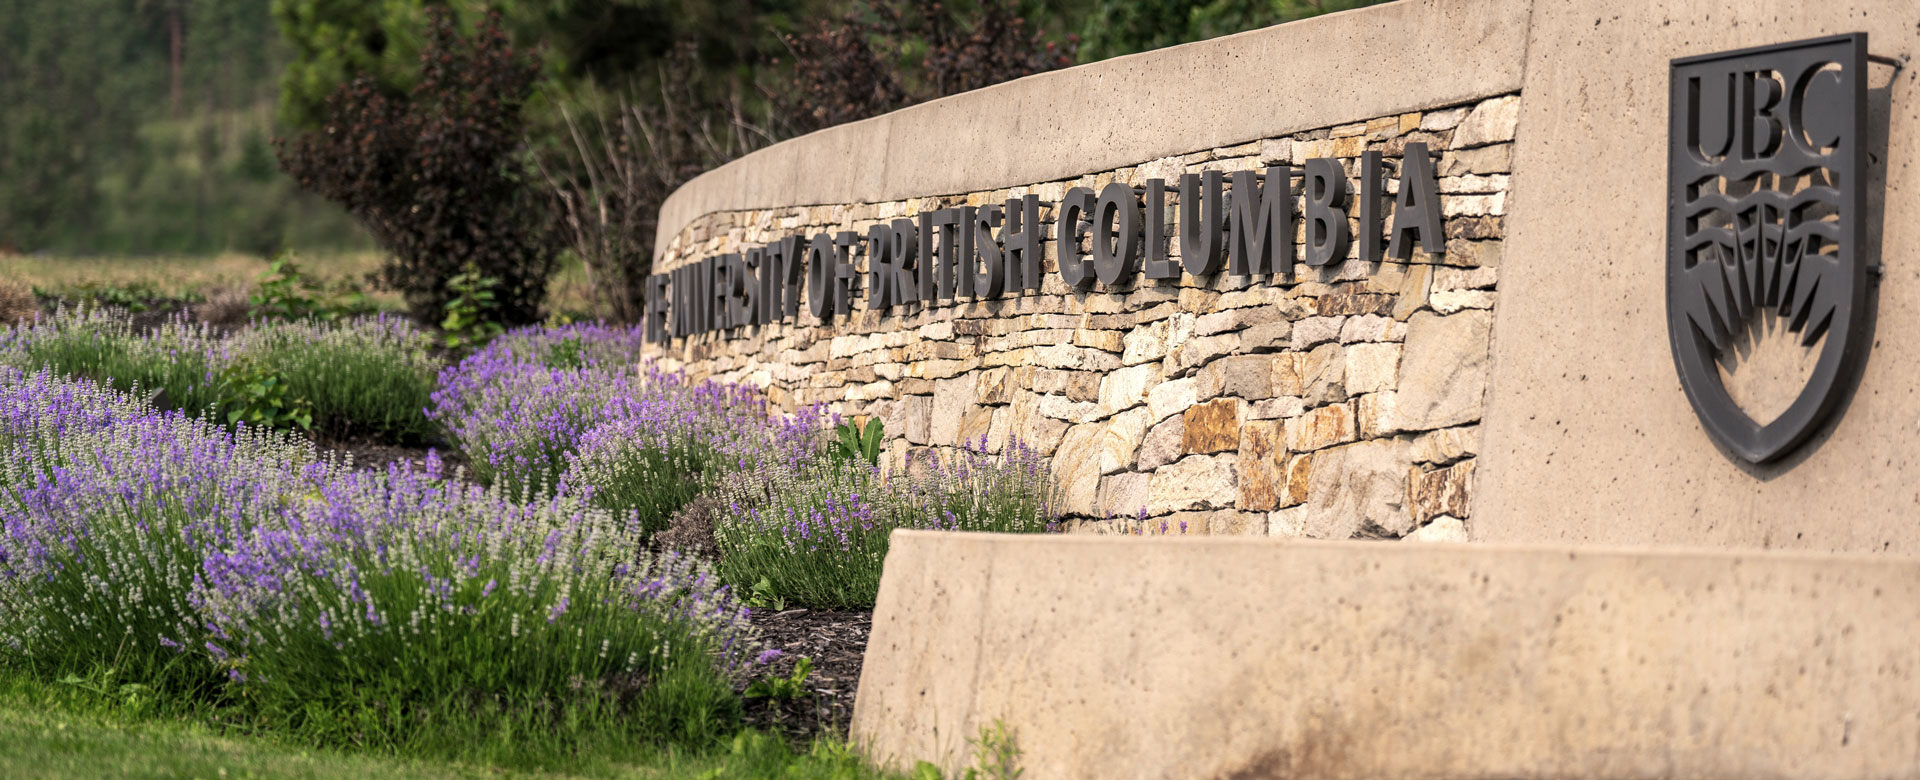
[652,0,1533,259]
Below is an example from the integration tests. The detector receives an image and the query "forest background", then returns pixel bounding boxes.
[0,0,1385,314]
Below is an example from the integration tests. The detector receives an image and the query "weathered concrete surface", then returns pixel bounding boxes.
[853,532,1920,778]
[1475,1,1920,553]
[654,0,1532,258]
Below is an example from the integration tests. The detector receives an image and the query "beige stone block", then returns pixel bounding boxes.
[1345,342,1402,395]
[1284,402,1355,452]
[1038,394,1101,424]
[1249,396,1306,420]
[1147,453,1238,513]
[1439,173,1511,194]
[1197,354,1278,401]
[1290,316,1344,350]
[1098,407,1152,475]
[1034,344,1122,372]
[1051,423,1104,516]
[1440,143,1513,176]
[1237,420,1287,512]
[1411,424,1480,465]
[1166,333,1240,375]
[1411,459,1475,525]
[1097,363,1162,416]
[974,367,1013,405]
[1072,329,1124,353]
[1418,105,1471,131]
[1182,397,1242,454]
[1095,472,1151,519]
[1451,94,1520,148]
[1339,314,1403,343]
[1392,264,1432,322]
[1146,377,1197,424]
[1240,321,1292,351]
[902,395,933,445]
[1355,390,1401,438]
[928,375,978,446]
[1430,290,1497,314]
[1395,310,1492,431]
[1136,414,1184,472]
[1402,515,1467,542]
[1434,266,1498,292]
[1441,193,1506,218]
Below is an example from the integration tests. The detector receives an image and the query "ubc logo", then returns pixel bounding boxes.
[1667,34,1872,464]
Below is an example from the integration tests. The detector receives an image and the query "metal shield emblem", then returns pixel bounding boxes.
[1667,34,1871,463]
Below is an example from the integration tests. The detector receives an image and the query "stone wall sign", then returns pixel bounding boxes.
[1667,33,1873,463]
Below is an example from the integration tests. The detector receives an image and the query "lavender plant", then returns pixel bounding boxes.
[428,324,650,494]
[2,308,440,441]
[712,436,1059,608]
[0,367,768,760]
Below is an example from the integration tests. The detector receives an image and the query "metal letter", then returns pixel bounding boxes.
[1093,181,1143,285]
[973,205,1007,298]
[1358,151,1385,264]
[1057,187,1096,289]
[1229,167,1292,277]
[1179,171,1226,276]
[806,234,836,320]
[1304,158,1351,267]
[1388,142,1445,260]
[866,224,894,311]
[1143,179,1180,280]
[1002,195,1044,294]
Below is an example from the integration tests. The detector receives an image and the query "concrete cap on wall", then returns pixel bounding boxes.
[653,0,1532,259]
[853,530,1920,778]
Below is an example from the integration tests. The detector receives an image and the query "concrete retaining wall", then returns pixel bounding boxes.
[853,531,1920,778]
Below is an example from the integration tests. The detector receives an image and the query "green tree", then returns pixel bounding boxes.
[1073,0,1395,63]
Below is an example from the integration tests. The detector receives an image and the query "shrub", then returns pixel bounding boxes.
[712,437,1059,609]
[0,368,768,763]
[427,323,650,493]
[276,8,558,327]
[4,308,440,441]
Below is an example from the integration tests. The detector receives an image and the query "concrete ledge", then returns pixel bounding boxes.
[853,531,1920,778]
[654,0,1532,258]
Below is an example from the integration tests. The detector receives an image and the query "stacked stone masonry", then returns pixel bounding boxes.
[649,93,1518,541]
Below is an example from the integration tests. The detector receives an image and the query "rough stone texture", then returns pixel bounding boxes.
[1182,398,1242,455]
[1395,310,1493,432]
[650,91,1513,536]
[1279,437,1412,538]
[857,533,1920,778]
[1147,454,1237,513]
[1235,420,1286,512]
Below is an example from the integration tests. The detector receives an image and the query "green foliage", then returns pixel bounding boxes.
[250,252,325,319]
[440,264,508,350]
[833,417,886,466]
[1073,0,1395,62]
[219,358,316,431]
[963,720,1023,780]
[743,657,812,702]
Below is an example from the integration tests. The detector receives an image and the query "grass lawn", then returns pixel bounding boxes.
[0,250,598,316]
[0,698,915,780]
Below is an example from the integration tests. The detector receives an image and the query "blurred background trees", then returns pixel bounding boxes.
[0,0,1390,321]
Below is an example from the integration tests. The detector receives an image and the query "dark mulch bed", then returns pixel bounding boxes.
[317,434,470,476]
[742,608,873,743]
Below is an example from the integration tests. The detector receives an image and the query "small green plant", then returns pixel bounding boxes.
[964,720,1023,780]
[745,576,788,611]
[219,359,314,431]
[250,253,325,320]
[743,657,812,702]
[833,417,885,465]
[440,263,507,349]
